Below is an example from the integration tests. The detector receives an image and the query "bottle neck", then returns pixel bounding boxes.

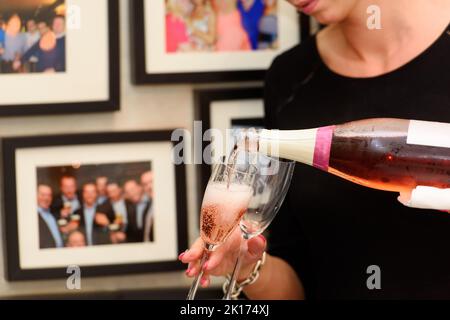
[257,126,335,171]
[258,128,318,166]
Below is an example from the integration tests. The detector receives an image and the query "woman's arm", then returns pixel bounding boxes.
[242,254,305,300]
[21,41,40,62]
[180,227,305,300]
[192,12,216,45]
[398,186,450,212]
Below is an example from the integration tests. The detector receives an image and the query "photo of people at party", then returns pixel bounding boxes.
[165,0,278,53]
[0,0,66,74]
[36,161,155,249]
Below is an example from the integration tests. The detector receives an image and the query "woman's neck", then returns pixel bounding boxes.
[318,0,450,77]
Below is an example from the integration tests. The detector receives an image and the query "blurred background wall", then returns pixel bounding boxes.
[0,0,260,298]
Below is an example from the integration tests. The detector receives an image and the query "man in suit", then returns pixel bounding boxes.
[97,182,131,223]
[123,180,152,243]
[140,171,155,242]
[51,175,82,220]
[52,15,66,72]
[96,182,131,244]
[96,176,109,206]
[73,183,110,246]
[37,185,64,249]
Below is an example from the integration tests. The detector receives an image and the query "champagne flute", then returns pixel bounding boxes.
[223,155,295,300]
[187,155,257,300]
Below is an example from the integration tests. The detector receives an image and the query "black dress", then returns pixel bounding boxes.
[264,24,450,299]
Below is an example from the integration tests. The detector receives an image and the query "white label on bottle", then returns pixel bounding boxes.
[407,120,450,148]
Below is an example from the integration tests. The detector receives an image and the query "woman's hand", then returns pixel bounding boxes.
[179,227,267,288]
[398,187,450,213]
[397,190,412,206]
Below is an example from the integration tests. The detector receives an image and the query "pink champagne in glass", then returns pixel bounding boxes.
[200,182,253,246]
[186,158,256,300]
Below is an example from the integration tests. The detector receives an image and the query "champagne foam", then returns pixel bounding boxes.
[200,182,252,245]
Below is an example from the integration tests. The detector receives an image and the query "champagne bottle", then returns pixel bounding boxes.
[246,118,450,193]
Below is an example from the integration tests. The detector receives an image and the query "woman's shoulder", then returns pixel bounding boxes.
[266,35,321,86]
[264,35,322,128]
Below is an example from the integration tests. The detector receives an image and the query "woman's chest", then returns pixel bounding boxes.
[276,70,450,130]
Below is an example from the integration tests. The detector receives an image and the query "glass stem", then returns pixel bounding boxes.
[223,235,246,300]
[186,243,214,300]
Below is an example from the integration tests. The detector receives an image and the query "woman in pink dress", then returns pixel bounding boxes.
[188,0,216,51]
[166,0,189,53]
[213,0,251,51]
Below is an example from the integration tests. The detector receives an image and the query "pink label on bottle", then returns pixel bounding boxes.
[313,126,335,171]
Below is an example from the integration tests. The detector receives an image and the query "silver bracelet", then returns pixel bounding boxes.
[222,252,267,300]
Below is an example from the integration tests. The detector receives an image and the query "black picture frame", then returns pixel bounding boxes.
[194,87,264,205]
[130,0,310,84]
[2,130,188,281]
[0,1,120,117]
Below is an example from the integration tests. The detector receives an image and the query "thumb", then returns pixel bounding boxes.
[245,235,266,263]
[398,190,412,207]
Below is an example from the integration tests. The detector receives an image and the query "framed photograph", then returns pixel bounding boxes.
[194,87,265,202]
[0,0,120,116]
[2,130,188,281]
[131,0,308,84]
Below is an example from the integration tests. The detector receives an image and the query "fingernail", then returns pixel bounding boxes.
[203,261,209,271]
[178,252,185,260]
[201,277,208,286]
[185,268,191,276]
[258,234,266,243]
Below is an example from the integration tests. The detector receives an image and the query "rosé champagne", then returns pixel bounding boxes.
[247,118,450,193]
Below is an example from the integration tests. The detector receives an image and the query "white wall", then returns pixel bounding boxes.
[0,0,261,298]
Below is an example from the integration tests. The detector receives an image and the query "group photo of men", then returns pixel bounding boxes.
[36,162,155,249]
